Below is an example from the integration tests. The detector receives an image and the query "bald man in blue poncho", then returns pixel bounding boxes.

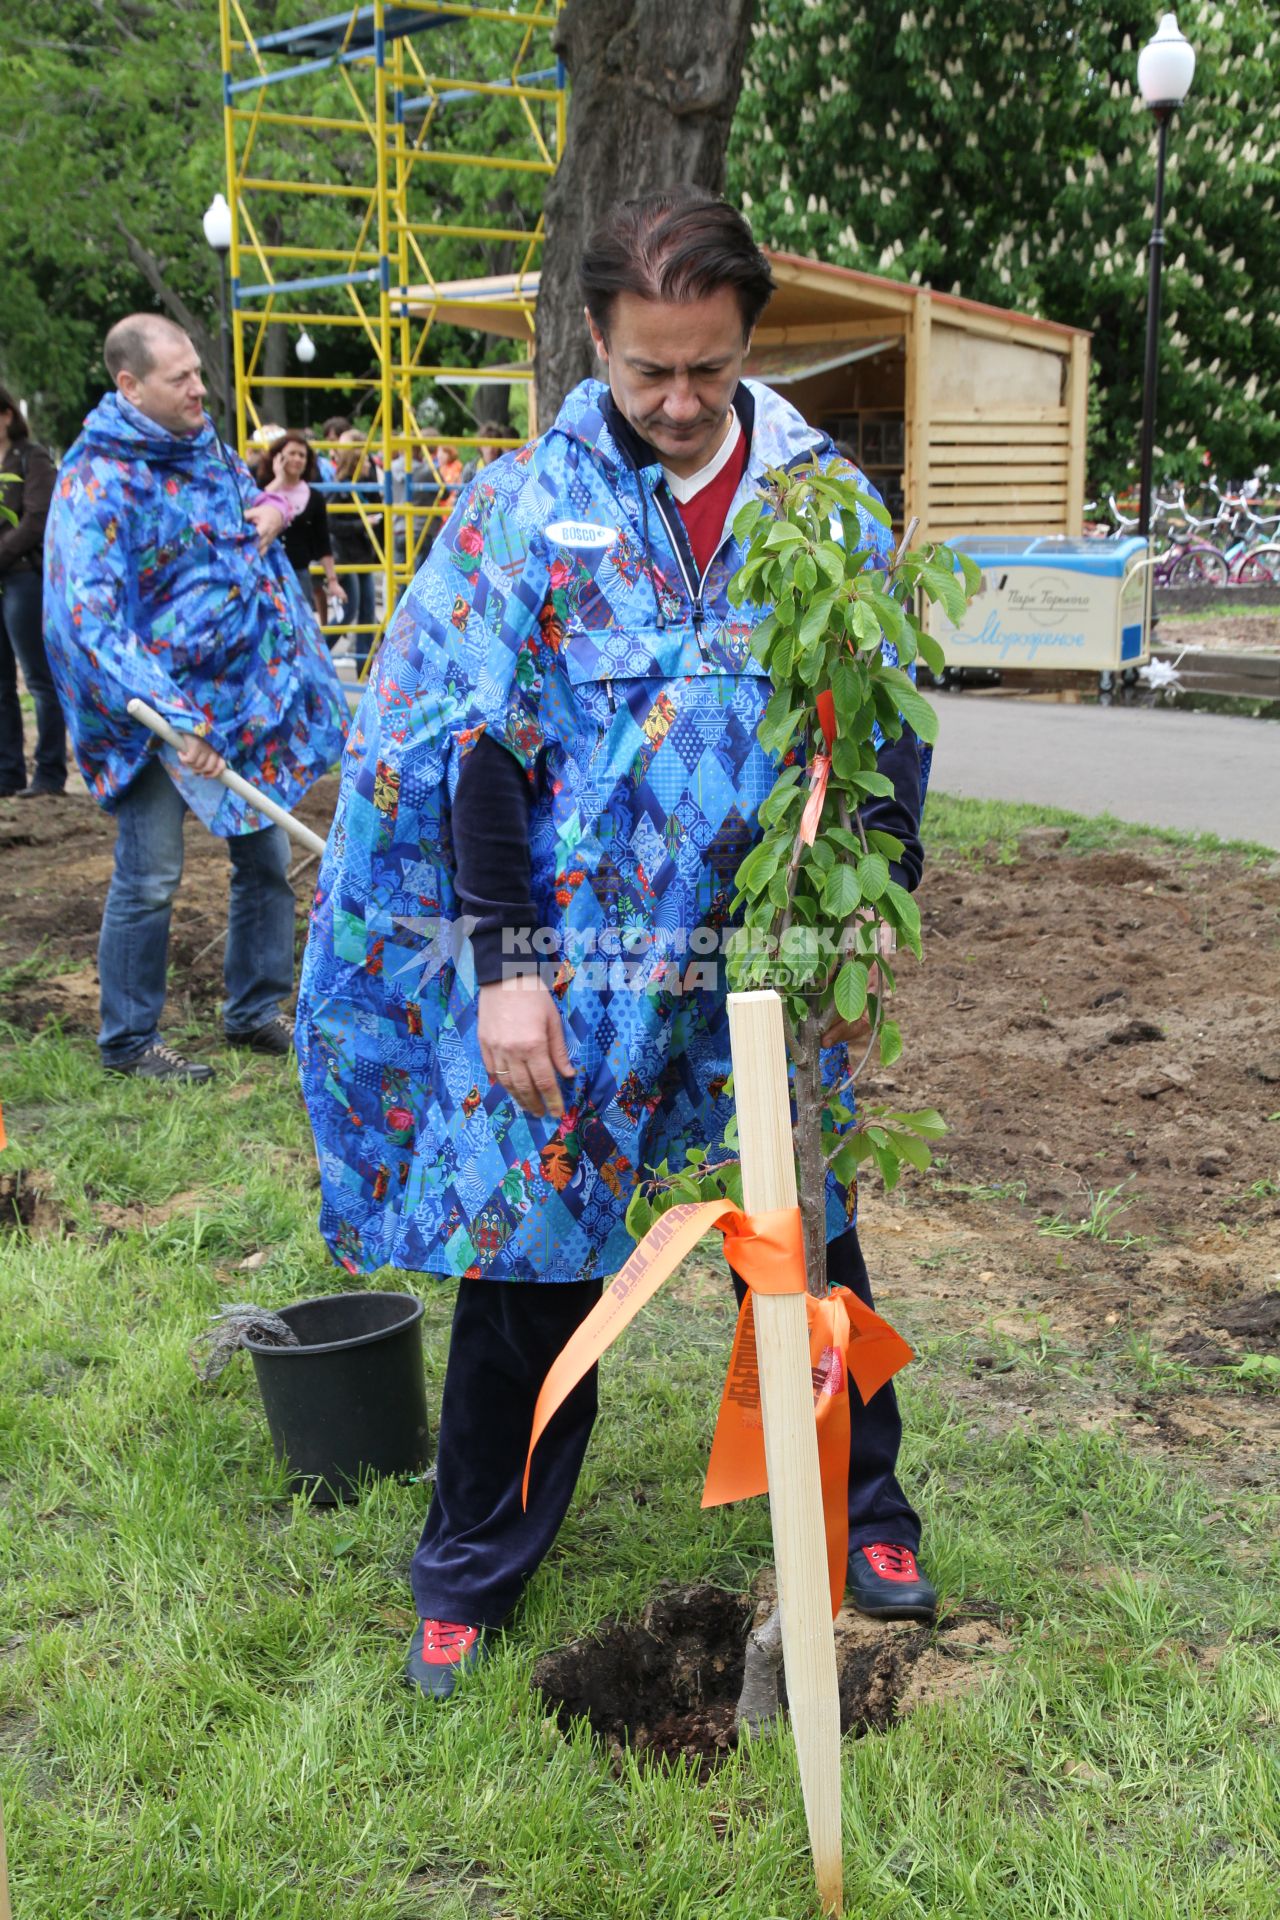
[43,314,348,1083]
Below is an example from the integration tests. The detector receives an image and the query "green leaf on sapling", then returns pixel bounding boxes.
[833,959,868,1022]
[815,542,846,588]
[868,1133,902,1189]
[862,586,905,644]
[852,487,892,527]
[919,560,967,624]
[856,853,890,900]
[798,590,839,650]
[733,497,766,543]
[827,826,863,855]
[626,1190,654,1239]
[851,600,881,649]
[880,880,922,957]
[915,627,947,676]
[878,1018,903,1067]
[846,768,895,799]
[829,1138,866,1185]
[887,1128,931,1170]
[952,548,984,596]
[747,613,776,663]
[879,666,940,744]
[865,829,904,861]
[821,863,861,918]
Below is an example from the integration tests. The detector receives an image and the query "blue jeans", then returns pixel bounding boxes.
[0,567,67,792]
[338,570,379,671]
[98,757,295,1065]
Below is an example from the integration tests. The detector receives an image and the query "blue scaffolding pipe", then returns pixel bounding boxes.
[237,268,382,300]
[228,45,375,93]
[399,64,558,113]
[252,4,453,59]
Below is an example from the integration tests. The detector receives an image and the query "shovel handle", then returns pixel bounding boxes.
[126,698,328,858]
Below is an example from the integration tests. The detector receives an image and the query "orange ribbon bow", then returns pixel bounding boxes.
[798,688,837,847]
[522,1198,913,1617]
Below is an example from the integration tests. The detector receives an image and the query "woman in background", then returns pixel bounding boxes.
[0,384,67,797]
[253,430,344,629]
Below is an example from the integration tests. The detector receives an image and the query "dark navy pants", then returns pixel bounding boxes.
[410,1224,920,1630]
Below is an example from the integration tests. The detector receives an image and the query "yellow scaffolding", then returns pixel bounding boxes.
[219,0,566,657]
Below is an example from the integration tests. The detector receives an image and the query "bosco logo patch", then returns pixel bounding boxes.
[544,519,618,550]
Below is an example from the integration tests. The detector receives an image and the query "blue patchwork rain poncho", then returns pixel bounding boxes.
[43,394,347,831]
[297,377,920,1282]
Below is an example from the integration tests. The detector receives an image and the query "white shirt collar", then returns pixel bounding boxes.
[661,409,742,504]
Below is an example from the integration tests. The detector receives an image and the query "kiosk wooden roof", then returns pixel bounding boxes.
[407,250,1091,541]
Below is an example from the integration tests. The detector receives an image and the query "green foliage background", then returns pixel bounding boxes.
[729,0,1280,493]
[0,1,552,448]
[2,0,1276,491]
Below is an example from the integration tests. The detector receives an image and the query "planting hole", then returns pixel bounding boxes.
[533,1585,751,1775]
[0,1170,59,1236]
[532,1582,1011,1774]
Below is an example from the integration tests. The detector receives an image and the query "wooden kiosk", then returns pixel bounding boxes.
[409,249,1091,539]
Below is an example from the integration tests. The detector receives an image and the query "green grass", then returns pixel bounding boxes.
[923,790,1277,866]
[2,1021,1278,1918]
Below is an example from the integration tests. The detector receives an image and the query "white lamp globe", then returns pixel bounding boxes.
[202,193,233,253]
[1137,14,1195,108]
[295,331,317,365]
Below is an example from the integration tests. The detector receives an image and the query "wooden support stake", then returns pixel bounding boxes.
[727,990,842,1917]
[0,1790,11,1920]
[125,698,328,858]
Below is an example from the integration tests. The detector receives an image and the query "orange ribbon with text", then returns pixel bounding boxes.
[522,1198,913,1617]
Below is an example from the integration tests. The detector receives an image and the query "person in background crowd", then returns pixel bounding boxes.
[318,415,352,485]
[459,440,504,484]
[433,443,464,489]
[0,384,67,797]
[390,437,428,574]
[330,430,380,673]
[253,430,345,628]
[43,313,347,1082]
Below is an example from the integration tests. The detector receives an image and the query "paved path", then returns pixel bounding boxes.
[929,695,1280,850]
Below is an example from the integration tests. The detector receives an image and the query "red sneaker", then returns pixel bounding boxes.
[846,1543,937,1620]
[404,1618,489,1699]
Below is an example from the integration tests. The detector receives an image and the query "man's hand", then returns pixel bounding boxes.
[246,501,285,555]
[177,734,227,780]
[478,973,573,1119]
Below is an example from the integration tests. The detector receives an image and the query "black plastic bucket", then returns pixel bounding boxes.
[244,1290,430,1504]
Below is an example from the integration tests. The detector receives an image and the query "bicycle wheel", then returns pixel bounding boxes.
[1169,545,1229,588]
[1235,545,1280,587]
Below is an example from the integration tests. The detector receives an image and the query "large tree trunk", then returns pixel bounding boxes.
[535,0,757,428]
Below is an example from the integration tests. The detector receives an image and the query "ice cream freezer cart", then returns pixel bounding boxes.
[927,535,1153,693]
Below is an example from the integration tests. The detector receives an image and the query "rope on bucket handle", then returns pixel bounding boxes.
[190,1304,301,1382]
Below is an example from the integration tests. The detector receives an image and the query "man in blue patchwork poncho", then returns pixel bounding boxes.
[43,315,348,1083]
[296,191,937,1697]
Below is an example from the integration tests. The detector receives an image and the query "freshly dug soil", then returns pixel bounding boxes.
[4,764,1278,1500]
[532,1580,1012,1771]
[0,775,340,1034]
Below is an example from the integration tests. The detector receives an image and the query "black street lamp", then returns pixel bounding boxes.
[1135,14,1196,538]
[202,193,235,444]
